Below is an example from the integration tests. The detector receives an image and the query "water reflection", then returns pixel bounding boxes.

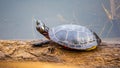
[0,0,119,39]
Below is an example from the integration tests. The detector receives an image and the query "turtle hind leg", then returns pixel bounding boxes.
[93,32,102,44]
[31,40,50,47]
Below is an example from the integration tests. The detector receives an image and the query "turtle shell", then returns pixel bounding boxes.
[48,24,100,50]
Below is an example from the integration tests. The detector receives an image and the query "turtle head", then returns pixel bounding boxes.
[36,20,50,39]
[36,20,46,31]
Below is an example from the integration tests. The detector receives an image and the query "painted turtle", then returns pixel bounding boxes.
[33,20,101,51]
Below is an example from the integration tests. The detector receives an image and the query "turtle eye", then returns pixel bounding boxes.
[41,25,45,30]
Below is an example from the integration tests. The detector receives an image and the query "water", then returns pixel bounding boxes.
[0,0,120,40]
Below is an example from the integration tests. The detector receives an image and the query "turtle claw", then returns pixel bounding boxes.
[47,47,55,54]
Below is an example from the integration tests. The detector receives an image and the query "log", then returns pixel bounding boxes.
[0,39,120,68]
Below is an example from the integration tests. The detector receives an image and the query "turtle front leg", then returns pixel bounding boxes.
[31,40,50,47]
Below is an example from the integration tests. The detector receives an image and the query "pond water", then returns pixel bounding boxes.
[0,0,120,40]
